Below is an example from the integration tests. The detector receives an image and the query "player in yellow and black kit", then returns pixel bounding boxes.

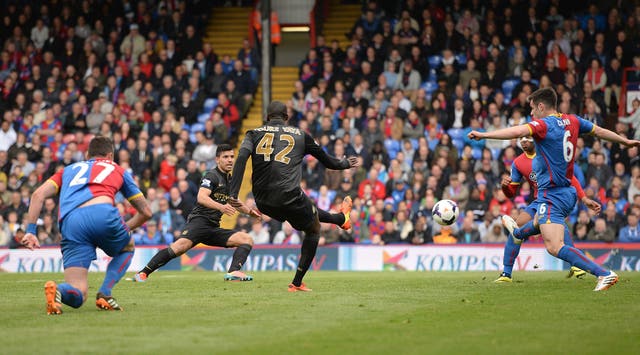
[229,101,360,291]
[133,144,261,282]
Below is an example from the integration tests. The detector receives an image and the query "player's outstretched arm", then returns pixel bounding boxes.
[21,181,58,250]
[126,196,153,231]
[593,125,640,147]
[304,134,355,170]
[468,125,531,141]
[230,133,254,199]
[582,197,602,215]
[229,197,262,220]
[501,176,518,198]
[197,187,237,216]
[229,147,250,199]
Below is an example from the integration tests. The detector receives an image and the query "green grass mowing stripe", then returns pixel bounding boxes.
[0,272,638,354]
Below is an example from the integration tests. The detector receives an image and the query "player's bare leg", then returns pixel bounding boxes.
[504,211,586,279]
[224,232,254,281]
[134,238,194,282]
[515,212,532,228]
[539,223,618,291]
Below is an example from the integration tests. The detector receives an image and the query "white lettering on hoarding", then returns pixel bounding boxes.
[415,254,503,271]
[619,256,640,271]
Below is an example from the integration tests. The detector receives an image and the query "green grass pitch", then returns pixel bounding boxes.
[2,271,639,354]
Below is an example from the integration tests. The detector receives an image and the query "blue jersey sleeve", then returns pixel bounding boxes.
[510,161,523,184]
[121,170,143,201]
[577,116,596,135]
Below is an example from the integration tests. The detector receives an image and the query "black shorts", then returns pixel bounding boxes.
[256,191,318,231]
[177,216,236,247]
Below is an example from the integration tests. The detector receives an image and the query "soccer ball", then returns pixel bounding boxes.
[432,199,459,226]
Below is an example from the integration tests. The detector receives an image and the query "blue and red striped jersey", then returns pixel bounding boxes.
[505,152,538,198]
[527,113,595,190]
[48,158,142,221]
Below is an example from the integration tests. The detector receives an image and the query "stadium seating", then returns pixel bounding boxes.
[384,139,401,160]
[428,68,438,81]
[197,113,210,123]
[427,55,442,69]
[447,128,466,153]
[190,122,205,134]
[455,53,467,69]
[203,98,218,114]
[421,80,438,101]
[501,78,520,98]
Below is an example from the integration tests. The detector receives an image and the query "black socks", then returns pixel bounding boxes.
[292,235,319,286]
[141,247,177,275]
[228,244,253,273]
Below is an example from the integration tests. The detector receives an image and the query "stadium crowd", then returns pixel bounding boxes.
[1,0,640,248]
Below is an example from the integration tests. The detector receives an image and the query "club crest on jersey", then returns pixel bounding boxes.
[201,178,211,187]
[529,171,537,182]
[213,192,229,203]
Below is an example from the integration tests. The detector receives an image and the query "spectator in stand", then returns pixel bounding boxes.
[408,209,432,244]
[228,59,255,105]
[396,18,419,55]
[215,92,240,134]
[0,119,17,152]
[157,154,177,192]
[456,213,481,243]
[380,220,401,244]
[483,218,507,243]
[37,213,61,245]
[454,9,478,35]
[358,167,386,202]
[433,225,457,244]
[152,197,185,241]
[586,152,613,190]
[605,58,622,113]
[205,62,227,97]
[181,25,202,60]
[237,38,260,83]
[546,43,568,72]
[4,190,28,220]
[273,222,300,244]
[133,220,170,245]
[584,58,607,94]
[356,10,381,41]
[587,218,615,242]
[176,90,198,125]
[394,59,421,101]
[120,24,145,66]
[619,211,640,242]
[619,99,640,140]
[249,217,270,244]
[443,172,469,212]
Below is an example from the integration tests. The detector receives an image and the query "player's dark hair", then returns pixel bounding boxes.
[266,100,288,121]
[527,87,557,109]
[216,143,233,157]
[88,136,115,158]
